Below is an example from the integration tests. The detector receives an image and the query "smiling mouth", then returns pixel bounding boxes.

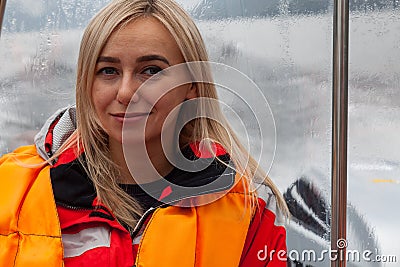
[111,112,151,122]
[112,112,151,118]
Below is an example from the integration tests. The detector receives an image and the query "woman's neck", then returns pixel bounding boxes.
[109,138,174,184]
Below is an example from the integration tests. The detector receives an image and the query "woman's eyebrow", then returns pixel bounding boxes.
[96,55,170,65]
[97,56,120,63]
[136,55,170,66]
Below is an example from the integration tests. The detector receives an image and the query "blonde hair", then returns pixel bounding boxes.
[53,0,288,230]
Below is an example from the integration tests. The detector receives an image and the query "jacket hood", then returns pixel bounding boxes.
[34,105,77,161]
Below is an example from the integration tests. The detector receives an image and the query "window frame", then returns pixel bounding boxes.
[331,0,349,266]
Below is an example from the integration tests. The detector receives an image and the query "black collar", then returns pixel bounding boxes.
[50,145,235,209]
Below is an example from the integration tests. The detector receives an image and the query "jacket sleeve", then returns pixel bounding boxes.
[0,146,64,267]
[239,184,287,267]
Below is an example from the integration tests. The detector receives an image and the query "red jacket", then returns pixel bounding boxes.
[0,107,286,267]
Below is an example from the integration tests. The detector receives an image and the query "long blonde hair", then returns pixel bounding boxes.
[53,0,288,229]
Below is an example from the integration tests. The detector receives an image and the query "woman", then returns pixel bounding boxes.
[0,0,287,266]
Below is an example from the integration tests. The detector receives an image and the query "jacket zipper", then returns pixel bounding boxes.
[56,201,91,211]
[132,195,200,265]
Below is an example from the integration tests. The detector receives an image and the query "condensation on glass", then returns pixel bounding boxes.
[348,0,400,265]
[194,1,334,266]
[0,0,112,153]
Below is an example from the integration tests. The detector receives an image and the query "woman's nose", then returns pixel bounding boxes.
[116,76,140,105]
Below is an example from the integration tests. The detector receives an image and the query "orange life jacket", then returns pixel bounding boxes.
[0,145,255,267]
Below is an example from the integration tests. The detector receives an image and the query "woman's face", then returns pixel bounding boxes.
[92,17,197,145]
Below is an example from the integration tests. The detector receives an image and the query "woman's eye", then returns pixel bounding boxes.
[142,66,163,76]
[98,67,118,76]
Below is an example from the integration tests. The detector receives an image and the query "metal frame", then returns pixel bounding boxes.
[0,0,6,37]
[331,0,349,266]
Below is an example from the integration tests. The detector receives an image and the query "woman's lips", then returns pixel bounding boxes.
[111,112,151,123]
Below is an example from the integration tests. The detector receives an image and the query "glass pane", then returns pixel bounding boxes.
[348,2,400,266]
[0,0,112,154]
[193,1,334,266]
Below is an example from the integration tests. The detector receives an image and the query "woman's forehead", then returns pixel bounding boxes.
[100,17,183,61]
[106,17,175,49]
